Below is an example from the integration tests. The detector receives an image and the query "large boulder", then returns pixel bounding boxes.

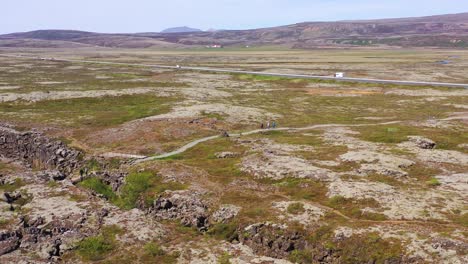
[0,231,21,256]
[408,136,436,149]
[150,190,209,231]
[239,222,306,259]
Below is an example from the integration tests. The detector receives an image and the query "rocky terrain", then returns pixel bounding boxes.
[0,49,466,263]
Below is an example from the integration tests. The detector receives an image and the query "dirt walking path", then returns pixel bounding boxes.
[130,121,402,163]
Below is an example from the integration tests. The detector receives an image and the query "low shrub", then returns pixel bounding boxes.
[79,177,116,201]
[287,202,305,215]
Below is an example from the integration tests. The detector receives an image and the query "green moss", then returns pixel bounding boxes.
[77,225,122,261]
[426,178,441,187]
[218,252,232,264]
[79,177,117,201]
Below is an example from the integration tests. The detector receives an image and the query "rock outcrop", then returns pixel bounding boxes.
[149,190,209,231]
[0,231,21,256]
[0,125,82,175]
[239,222,306,259]
[408,136,436,149]
[0,214,90,259]
[215,152,239,159]
[211,204,241,224]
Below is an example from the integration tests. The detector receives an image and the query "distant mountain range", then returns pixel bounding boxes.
[160,26,202,33]
[1,12,467,49]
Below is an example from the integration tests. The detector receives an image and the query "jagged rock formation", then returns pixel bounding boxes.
[0,215,92,260]
[239,222,306,259]
[149,190,209,231]
[0,231,21,256]
[0,125,82,175]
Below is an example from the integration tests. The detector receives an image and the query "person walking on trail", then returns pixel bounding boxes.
[272,121,277,129]
[267,121,270,129]
[260,123,264,129]
[79,168,85,181]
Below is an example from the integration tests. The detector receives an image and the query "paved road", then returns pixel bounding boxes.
[2,54,468,89]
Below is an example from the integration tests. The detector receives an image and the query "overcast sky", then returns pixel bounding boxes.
[2,0,468,34]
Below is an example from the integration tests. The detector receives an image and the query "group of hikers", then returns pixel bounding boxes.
[220,120,278,138]
[260,121,277,129]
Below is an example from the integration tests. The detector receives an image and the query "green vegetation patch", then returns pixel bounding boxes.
[356,125,420,144]
[326,195,387,221]
[449,212,468,227]
[426,177,441,187]
[118,171,187,209]
[273,178,328,201]
[356,125,468,152]
[0,178,25,192]
[79,177,117,201]
[287,202,306,215]
[143,242,166,257]
[208,222,239,242]
[218,252,233,264]
[0,94,176,128]
[78,171,186,210]
[179,138,247,184]
[77,225,123,261]
[305,227,403,263]
[338,233,403,264]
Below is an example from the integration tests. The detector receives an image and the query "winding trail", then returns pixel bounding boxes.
[133,121,402,163]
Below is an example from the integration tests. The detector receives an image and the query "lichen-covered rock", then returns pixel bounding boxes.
[0,125,82,175]
[211,204,241,223]
[0,231,21,256]
[150,190,209,230]
[408,136,437,149]
[215,152,239,159]
[239,222,306,259]
[6,214,91,260]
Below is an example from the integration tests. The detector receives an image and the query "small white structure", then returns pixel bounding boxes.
[335,72,345,78]
[206,44,223,49]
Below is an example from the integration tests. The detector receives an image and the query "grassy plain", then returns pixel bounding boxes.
[0,47,467,263]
